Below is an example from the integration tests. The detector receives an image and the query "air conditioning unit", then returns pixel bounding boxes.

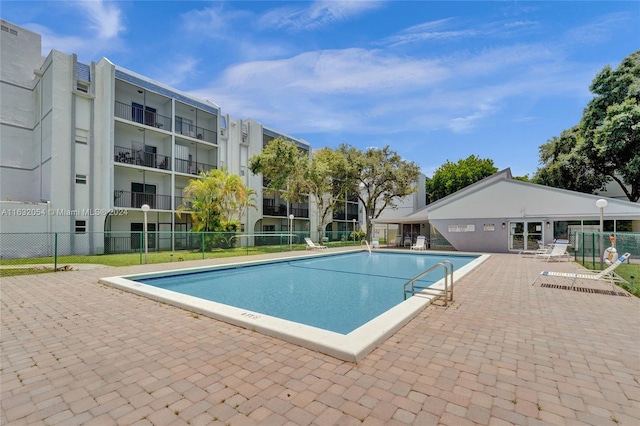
[241,134,248,143]
[220,128,227,137]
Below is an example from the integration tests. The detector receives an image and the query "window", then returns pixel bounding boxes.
[75,174,87,184]
[75,220,87,234]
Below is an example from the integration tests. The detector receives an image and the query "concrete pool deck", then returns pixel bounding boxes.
[2,250,639,425]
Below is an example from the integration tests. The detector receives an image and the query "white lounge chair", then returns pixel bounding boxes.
[410,236,426,251]
[533,252,631,291]
[304,237,327,250]
[371,238,380,248]
[535,240,570,262]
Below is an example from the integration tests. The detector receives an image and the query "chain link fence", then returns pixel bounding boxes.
[0,231,366,271]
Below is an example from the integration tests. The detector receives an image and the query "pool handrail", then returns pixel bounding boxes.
[403,261,454,306]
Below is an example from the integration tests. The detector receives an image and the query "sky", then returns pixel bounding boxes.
[2,1,639,178]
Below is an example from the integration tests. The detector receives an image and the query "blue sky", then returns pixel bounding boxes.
[3,1,639,178]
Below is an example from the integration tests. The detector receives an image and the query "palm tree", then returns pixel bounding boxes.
[177,168,256,233]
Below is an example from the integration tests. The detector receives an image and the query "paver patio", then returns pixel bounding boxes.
[2,251,639,425]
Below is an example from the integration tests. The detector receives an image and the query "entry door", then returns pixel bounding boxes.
[509,221,543,251]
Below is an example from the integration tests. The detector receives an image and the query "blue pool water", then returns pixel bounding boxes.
[136,251,477,334]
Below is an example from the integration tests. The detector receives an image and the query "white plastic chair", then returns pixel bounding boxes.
[304,237,327,250]
[410,236,426,251]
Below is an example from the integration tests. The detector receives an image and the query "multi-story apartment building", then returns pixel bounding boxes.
[0,20,317,256]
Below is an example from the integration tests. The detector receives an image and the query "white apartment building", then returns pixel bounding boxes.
[0,20,321,256]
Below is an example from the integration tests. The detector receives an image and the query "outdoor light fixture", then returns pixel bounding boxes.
[288,214,294,250]
[141,204,150,264]
[596,199,608,269]
[502,223,506,229]
[546,221,550,228]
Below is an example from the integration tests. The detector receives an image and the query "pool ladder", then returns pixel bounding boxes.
[403,261,454,306]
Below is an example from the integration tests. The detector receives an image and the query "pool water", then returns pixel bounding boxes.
[136,251,477,334]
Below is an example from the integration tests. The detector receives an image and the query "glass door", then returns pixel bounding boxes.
[509,221,543,251]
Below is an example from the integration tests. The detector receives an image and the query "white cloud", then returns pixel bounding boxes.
[259,0,384,32]
[215,48,449,95]
[151,56,200,87]
[181,5,247,40]
[383,18,480,47]
[23,1,125,60]
[187,38,595,139]
[75,0,124,40]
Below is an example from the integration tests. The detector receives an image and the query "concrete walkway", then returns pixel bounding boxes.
[2,252,639,425]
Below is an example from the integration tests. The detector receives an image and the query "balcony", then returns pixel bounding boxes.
[114,190,172,210]
[290,207,309,218]
[115,101,172,131]
[175,158,216,176]
[114,146,171,171]
[175,120,217,144]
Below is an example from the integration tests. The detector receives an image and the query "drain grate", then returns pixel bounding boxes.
[540,283,631,297]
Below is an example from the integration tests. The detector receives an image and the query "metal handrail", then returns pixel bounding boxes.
[403,261,454,306]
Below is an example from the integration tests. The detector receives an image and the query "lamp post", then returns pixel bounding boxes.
[141,204,150,264]
[596,199,608,269]
[288,214,294,251]
[352,218,356,242]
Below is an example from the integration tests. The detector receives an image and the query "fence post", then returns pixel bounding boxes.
[139,232,143,265]
[54,233,58,271]
[201,232,205,259]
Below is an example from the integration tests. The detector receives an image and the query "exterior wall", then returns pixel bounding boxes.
[0,20,43,203]
[430,218,514,253]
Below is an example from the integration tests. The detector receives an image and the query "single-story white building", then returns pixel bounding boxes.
[376,169,640,253]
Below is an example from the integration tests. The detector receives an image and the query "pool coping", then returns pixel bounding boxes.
[100,249,490,362]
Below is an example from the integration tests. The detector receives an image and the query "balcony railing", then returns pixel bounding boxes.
[113,190,172,210]
[175,158,216,175]
[175,121,217,144]
[290,207,309,218]
[114,146,171,170]
[115,101,172,131]
[261,203,309,218]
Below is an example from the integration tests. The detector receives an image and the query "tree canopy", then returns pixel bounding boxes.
[248,137,308,203]
[534,50,640,201]
[249,141,420,240]
[337,144,421,239]
[425,155,498,203]
[248,138,349,240]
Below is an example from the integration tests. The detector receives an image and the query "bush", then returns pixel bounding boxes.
[349,230,366,241]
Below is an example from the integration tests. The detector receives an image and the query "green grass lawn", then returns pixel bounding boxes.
[576,261,640,298]
[0,241,359,273]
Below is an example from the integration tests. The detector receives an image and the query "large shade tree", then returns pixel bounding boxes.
[337,144,421,240]
[248,138,348,241]
[425,155,498,203]
[534,50,640,201]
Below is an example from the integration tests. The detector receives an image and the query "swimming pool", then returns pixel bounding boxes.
[101,249,489,361]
